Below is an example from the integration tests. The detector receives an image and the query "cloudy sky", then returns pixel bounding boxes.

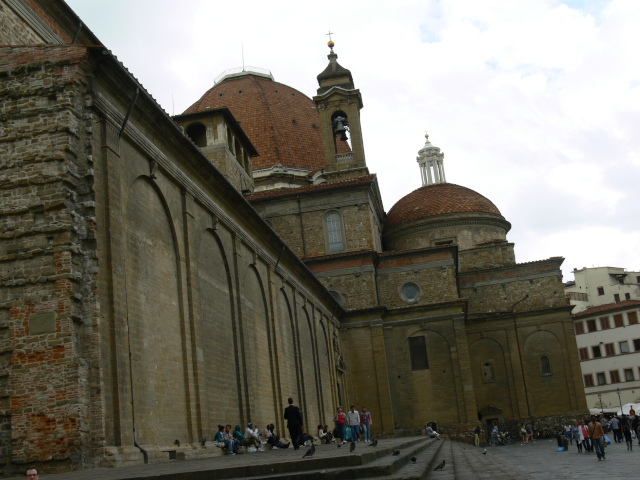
[66,0,640,280]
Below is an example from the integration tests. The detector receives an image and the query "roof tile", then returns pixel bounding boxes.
[385,183,503,230]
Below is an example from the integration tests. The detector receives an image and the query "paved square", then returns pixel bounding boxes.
[486,437,640,479]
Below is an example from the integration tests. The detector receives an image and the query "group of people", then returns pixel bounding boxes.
[602,413,638,448]
[214,422,290,455]
[332,405,373,443]
[567,413,639,459]
[519,423,535,444]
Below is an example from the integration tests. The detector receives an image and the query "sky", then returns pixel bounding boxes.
[66,0,640,281]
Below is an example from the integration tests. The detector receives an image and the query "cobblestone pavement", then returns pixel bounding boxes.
[485,436,640,479]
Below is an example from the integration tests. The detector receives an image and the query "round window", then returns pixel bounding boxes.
[400,282,421,303]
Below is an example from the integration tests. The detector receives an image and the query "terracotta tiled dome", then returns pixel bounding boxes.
[385,183,503,230]
[183,73,348,171]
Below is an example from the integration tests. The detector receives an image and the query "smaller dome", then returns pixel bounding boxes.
[385,183,503,230]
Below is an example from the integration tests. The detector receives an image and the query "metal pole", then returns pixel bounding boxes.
[616,388,623,413]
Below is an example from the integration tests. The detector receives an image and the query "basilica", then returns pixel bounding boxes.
[0,0,586,474]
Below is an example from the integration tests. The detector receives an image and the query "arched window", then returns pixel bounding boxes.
[325,212,344,252]
[539,355,552,376]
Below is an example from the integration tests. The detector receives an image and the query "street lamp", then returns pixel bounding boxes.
[616,387,623,414]
[598,393,603,415]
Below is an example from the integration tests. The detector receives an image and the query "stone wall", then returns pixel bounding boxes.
[459,242,515,272]
[252,185,382,259]
[1,42,343,473]
[0,45,99,475]
[460,260,566,314]
[384,218,508,252]
[377,251,458,309]
[0,0,45,44]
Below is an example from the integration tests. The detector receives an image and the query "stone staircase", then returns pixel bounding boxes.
[235,437,441,480]
[43,437,514,480]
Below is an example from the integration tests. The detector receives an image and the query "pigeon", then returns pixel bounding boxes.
[411,456,417,463]
[174,439,180,447]
[305,434,315,444]
[201,438,207,447]
[434,460,445,471]
[369,439,378,447]
[302,443,315,458]
[392,449,401,456]
[337,442,342,448]
[482,449,487,455]
[350,441,356,452]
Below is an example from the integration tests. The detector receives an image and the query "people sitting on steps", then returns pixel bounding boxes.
[426,423,441,440]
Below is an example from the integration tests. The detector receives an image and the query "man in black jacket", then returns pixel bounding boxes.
[284,397,304,450]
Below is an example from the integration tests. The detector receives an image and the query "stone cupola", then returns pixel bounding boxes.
[417,133,446,186]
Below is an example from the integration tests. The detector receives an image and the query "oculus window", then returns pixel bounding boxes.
[399,282,422,304]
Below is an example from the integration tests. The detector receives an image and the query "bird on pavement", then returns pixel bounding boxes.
[482,449,487,455]
[350,441,356,452]
[369,439,378,447]
[174,439,180,447]
[337,442,342,448]
[302,443,315,458]
[434,460,446,471]
[392,449,400,456]
[411,456,417,463]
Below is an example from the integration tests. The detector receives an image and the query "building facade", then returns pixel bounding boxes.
[565,266,640,313]
[0,0,587,475]
[572,301,640,409]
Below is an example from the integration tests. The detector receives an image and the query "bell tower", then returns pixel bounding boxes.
[313,40,368,182]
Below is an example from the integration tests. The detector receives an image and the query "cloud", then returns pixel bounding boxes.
[67,0,640,277]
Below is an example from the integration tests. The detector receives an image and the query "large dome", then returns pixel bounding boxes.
[383,183,510,251]
[183,72,348,171]
[386,183,503,229]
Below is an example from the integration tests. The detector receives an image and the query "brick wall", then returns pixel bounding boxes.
[0,45,99,474]
[0,1,45,44]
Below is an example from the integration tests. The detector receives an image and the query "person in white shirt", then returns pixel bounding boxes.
[426,423,441,440]
[347,405,361,441]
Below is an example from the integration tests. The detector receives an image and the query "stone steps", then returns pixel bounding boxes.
[37,438,548,480]
[236,438,440,480]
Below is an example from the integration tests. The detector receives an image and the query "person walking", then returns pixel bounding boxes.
[283,397,304,450]
[580,421,592,453]
[621,414,633,450]
[474,425,482,446]
[588,415,606,461]
[610,415,621,443]
[347,405,361,442]
[359,406,372,443]
[572,421,583,453]
[334,406,347,443]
